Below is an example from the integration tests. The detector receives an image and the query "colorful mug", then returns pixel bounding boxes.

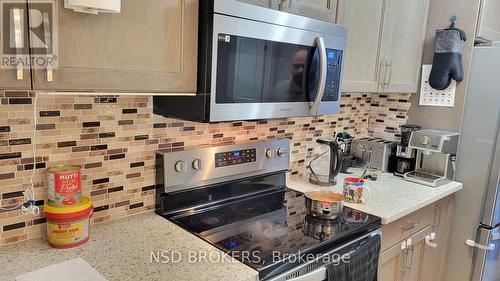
[342,177,370,204]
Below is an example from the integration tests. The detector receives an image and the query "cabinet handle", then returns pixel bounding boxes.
[377,61,386,92]
[406,245,415,272]
[42,12,53,82]
[433,205,442,231]
[398,248,407,279]
[12,8,24,80]
[385,60,393,88]
[402,221,419,231]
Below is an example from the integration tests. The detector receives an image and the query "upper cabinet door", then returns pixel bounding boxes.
[379,0,429,93]
[0,0,31,90]
[337,0,384,93]
[29,0,198,93]
[280,0,337,23]
[476,0,500,41]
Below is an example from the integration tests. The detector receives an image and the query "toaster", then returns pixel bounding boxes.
[351,137,397,172]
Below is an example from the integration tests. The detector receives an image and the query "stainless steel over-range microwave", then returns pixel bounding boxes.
[153,0,347,122]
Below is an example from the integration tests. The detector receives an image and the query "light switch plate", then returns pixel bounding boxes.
[419,64,456,107]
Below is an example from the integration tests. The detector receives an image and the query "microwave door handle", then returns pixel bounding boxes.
[309,37,327,116]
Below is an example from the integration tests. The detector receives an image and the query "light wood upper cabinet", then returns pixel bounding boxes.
[336,0,384,93]
[476,0,500,41]
[0,60,31,91]
[0,0,31,90]
[337,0,429,93]
[378,0,429,93]
[29,0,198,93]
[280,0,337,23]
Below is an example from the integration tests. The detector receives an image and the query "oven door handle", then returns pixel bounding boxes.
[309,36,327,116]
[287,267,326,281]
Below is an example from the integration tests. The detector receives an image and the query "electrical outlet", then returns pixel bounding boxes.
[419,64,456,107]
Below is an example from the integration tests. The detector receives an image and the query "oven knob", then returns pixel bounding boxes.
[277,148,287,157]
[422,136,430,146]
[265,149,275,158]
[174,161,187,173]
[192,159,204,170]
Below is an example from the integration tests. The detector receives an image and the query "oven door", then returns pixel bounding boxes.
[209,14,345,122]
[266,230,381,281]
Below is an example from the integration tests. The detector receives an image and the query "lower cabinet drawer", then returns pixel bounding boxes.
[381,203,435,251]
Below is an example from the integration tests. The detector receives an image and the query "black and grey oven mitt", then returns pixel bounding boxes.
[429,27,466,90]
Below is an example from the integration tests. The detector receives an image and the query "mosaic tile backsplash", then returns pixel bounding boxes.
[0,91,410,246]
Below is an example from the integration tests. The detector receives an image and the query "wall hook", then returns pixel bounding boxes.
[450,15,457,28]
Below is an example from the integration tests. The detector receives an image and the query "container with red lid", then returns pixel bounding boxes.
[43,196,93,249]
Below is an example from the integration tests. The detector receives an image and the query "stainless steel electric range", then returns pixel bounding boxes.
[155,139,381,281]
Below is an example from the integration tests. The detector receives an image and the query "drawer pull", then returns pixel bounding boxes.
[402,221,419,231]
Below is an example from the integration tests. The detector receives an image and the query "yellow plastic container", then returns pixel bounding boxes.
[43,196,93,249]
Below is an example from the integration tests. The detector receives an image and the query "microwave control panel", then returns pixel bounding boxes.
[215,149,256,167]
[323,49,343,102]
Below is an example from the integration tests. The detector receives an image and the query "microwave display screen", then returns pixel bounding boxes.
[215,34,342,104]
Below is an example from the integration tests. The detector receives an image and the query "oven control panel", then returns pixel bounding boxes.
[215,149,256,167]
[158,139,290,193]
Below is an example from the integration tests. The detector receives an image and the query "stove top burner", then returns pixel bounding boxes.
[263,224,288,239]
[233,202,270,216]
[190,213,231,229]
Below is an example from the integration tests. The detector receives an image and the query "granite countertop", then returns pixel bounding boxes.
[1,170,463,281]
[0,212,258,281]
[287,169,463,224]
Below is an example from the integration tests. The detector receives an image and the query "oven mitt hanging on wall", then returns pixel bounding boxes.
[429,27,466,90]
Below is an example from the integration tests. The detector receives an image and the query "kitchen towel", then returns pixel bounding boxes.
[326,234,381,281]
[16,257,108,281]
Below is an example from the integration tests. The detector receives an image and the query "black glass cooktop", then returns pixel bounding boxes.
[168,188,381,279]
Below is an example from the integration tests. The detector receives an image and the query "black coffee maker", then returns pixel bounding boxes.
[394,124,421,177]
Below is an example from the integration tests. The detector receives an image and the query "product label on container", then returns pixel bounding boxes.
[48,169,82,206]
[54,172,81,195]
[47,218,89,245]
